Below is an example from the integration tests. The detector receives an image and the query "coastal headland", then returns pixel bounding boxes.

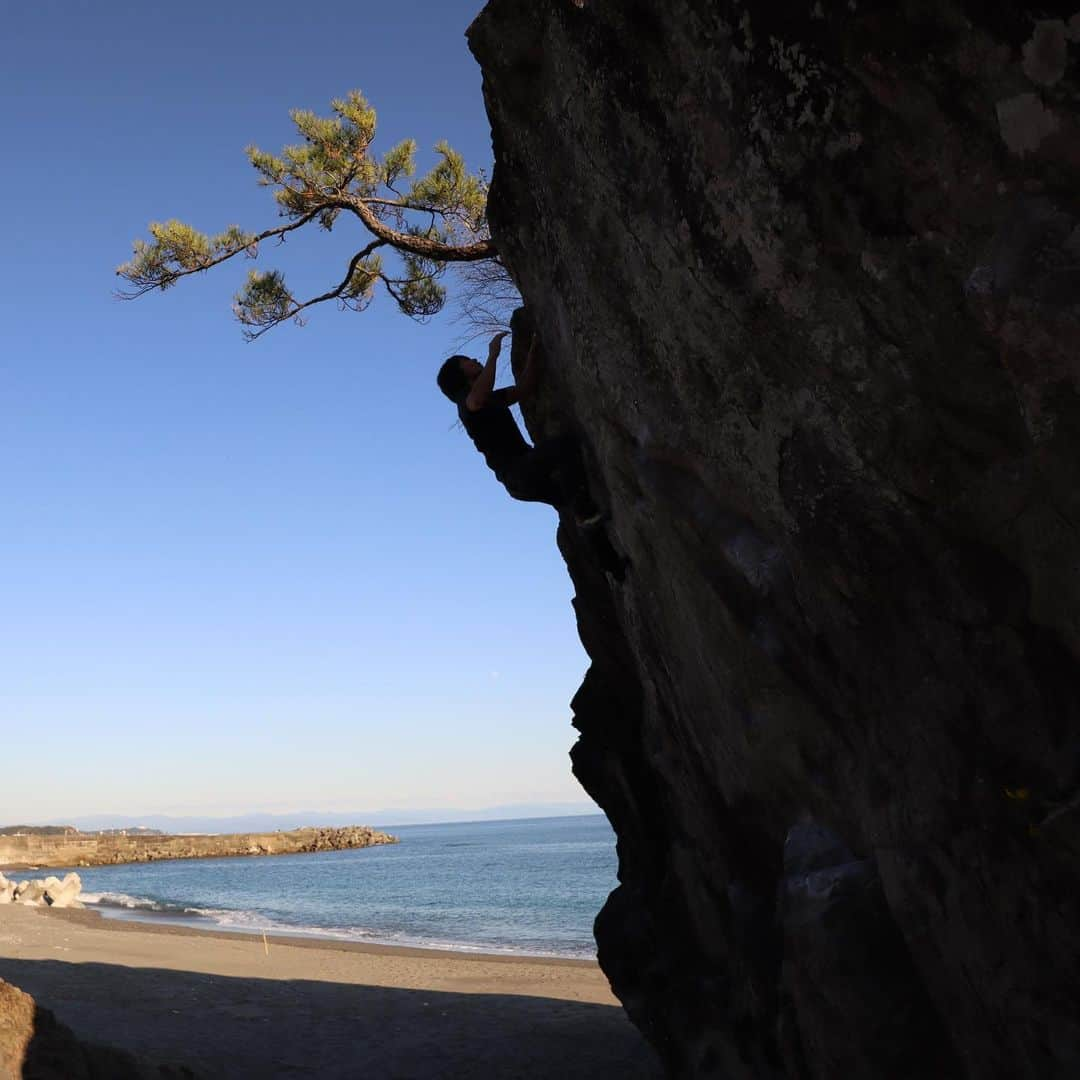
[0,826,397,870]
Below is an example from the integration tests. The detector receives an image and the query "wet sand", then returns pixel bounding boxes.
[0,904,660,1078]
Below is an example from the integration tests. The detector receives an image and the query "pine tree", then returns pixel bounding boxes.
[117,91,503,340]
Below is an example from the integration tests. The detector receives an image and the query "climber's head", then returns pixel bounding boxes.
[437,355,482,402]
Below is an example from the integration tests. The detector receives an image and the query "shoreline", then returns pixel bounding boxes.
[72,879,595,961]
[51,902,597,967]
[0,903,660,1077]
[3,815,615,963]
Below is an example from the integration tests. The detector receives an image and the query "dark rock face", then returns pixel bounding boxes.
[470,2,1080,1076]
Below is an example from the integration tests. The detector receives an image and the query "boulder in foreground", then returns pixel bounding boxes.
[1,977,195,1079]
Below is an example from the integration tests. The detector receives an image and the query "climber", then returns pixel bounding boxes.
[436,330,600,523]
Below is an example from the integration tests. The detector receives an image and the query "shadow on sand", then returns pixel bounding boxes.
[0,957,661,1079]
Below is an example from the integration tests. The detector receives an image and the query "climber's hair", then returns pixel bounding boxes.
[437,355,472,402]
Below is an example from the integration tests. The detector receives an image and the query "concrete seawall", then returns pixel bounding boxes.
[0,826,397,869]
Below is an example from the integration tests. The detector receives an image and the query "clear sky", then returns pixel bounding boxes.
[1,0,593,822]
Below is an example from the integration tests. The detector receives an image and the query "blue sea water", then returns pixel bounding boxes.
[70,814,617,959]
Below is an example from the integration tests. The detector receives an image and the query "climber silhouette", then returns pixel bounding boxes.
[436,331,600,524]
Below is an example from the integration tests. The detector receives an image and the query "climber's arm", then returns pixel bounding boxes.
[498,334,541,407]
[465,331,509,412]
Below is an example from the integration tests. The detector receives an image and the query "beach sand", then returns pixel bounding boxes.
[0,904,661,1078]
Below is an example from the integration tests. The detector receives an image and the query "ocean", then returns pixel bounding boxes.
[71,814,617,959]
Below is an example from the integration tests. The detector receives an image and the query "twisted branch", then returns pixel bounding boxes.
[240,237,390,341]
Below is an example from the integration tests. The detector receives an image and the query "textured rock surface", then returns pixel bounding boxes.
[0,980,34,1079]
[470,1,1080,1076]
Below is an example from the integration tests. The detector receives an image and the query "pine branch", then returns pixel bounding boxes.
[120,89,499,337]
[116,208,324,298]
[239,239,389,341]
[341,196,494,261]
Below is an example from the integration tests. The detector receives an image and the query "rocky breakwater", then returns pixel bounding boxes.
[0,872,82,909]
[0,826,397,870]
[471,2,1080,1078]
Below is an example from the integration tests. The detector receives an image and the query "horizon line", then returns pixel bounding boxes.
[25,802,603,833]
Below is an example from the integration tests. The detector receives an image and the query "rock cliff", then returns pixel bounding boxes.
[469,2,1080,1077]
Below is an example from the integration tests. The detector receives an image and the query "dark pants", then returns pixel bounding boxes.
[501,436,591,515]
[503,436,623,577]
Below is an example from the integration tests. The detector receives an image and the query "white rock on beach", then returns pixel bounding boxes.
[44,872,82,909]
[1,872,82,908]
[14,881,47,905]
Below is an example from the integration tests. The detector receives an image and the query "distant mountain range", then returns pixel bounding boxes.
[47,802,601,835]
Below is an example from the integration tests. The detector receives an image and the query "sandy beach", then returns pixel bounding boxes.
[0,905,660,1078]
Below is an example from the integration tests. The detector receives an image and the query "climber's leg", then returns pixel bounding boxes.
[502,436,601,523]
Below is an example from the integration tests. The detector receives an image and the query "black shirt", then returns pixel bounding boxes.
[458,388,530,481]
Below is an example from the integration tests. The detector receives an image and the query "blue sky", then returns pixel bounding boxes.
[1,1,592,822]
